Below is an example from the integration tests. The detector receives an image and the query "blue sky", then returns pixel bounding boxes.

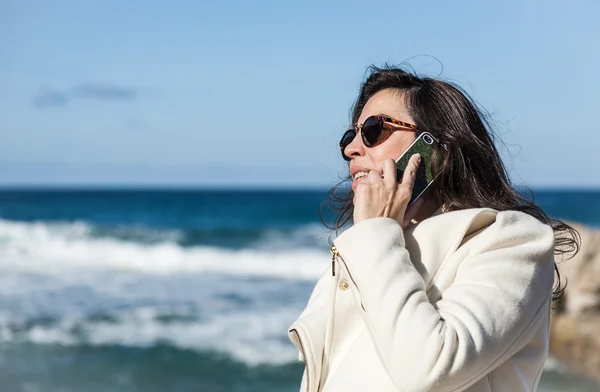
[1,0,599,187]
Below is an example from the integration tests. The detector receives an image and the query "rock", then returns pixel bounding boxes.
[550,223,600,381]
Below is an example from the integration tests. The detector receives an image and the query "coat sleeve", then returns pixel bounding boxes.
[333,213,555,392]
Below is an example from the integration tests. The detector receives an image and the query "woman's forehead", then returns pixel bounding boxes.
[359,89,411,123]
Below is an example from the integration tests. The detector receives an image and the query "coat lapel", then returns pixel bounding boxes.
[404,208,498,292]
[288,270,331,390]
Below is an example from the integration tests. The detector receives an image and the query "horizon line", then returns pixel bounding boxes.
[0,184,599,192]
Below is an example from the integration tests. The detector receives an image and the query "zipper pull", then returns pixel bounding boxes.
[330,246,339,276]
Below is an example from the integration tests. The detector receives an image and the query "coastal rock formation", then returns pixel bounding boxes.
[550,223,600,381]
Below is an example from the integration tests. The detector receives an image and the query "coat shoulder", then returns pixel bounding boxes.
[492,210,554,241]
[466,209,556,262]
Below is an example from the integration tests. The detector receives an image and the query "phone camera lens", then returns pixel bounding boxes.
[423,134,433,145]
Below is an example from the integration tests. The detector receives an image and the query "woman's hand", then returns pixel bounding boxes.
[353,154,423,229]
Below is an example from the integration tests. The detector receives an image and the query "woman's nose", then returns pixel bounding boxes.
[344,131,366,159]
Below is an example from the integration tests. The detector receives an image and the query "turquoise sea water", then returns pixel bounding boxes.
[0,189,598,391]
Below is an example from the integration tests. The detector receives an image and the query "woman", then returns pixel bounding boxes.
[288,65,579,392]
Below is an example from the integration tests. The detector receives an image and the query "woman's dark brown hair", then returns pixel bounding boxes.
[322,64,580,300]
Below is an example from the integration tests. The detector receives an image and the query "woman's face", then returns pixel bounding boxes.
[344,89,418,190]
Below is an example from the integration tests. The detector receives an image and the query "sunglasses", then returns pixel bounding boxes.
[339,115,420,161]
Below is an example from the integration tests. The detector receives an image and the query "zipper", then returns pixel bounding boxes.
[331,246,367,311]
[330,246,338,276]
[289,328,310,392]
[330,245,365,311]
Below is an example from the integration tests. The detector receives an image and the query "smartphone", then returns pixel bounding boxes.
[395,132,443,206]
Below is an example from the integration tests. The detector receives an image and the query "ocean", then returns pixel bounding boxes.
[0,189,599,392]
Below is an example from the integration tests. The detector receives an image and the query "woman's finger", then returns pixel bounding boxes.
[380,159,397,188]
[366,169,383,185]
[399,153,421,196]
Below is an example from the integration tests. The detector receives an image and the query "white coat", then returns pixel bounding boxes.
[288,208,555,392]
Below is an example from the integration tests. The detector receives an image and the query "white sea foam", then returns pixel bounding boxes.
[257,224,333,249]
[0,306,301,366]
[0,218,329,280]
[0,218,324,365]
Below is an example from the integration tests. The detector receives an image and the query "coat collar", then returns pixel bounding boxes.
[404,207,498,287]
[293,207,499,324]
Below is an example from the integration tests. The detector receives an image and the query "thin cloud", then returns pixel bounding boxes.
[32,83,141,109]
[32,90,69,108]
[74,84,138,100]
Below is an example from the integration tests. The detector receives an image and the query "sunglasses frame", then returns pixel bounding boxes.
[339,115,421,160]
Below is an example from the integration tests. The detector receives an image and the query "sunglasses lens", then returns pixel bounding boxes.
[361,116,383,147]
[339,129,356,160]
